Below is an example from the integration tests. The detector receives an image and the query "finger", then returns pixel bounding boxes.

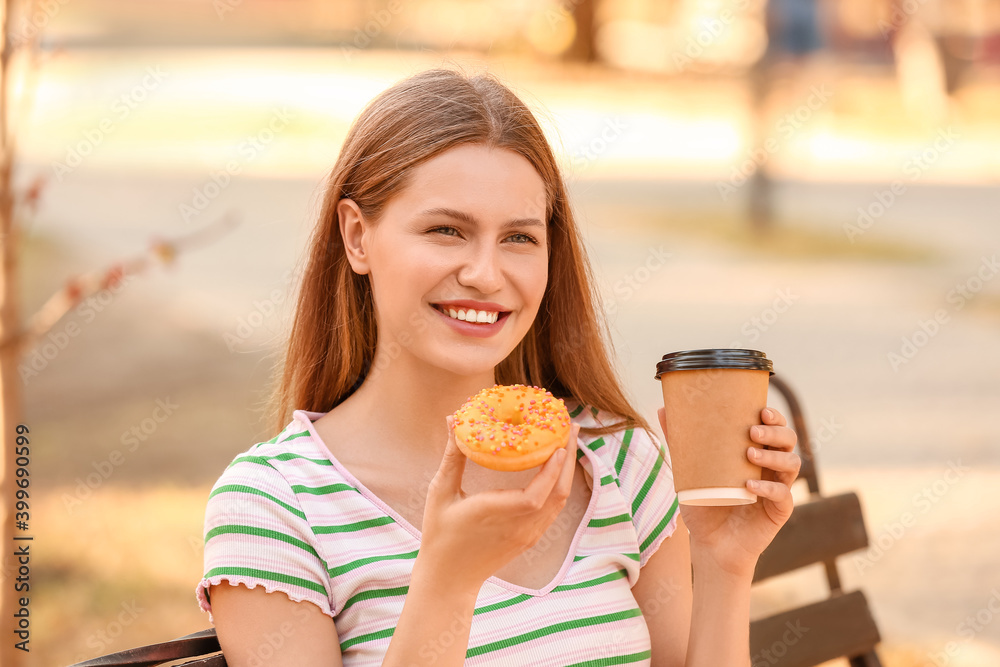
[434,415,467,494]
[750,424,797,452]
[748,447,801,483]
[747,478,794,522]
[657,407,668,441]
[761,407,787,428]
[554,423,580,497]
[517,442,568,514]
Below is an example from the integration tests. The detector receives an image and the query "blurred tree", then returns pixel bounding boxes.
[747,0,825,233]
[1,2,36,664]
[563,0,598,62]
[0,4,235,662]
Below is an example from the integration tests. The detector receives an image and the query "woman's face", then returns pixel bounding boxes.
[342,143,549,378]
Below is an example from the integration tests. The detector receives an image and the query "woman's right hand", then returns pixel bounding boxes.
[416,416,580,593]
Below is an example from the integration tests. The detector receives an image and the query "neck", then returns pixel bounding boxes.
[342,351,497,462]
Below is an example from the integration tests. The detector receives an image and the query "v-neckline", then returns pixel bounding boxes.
[292,409,602,597]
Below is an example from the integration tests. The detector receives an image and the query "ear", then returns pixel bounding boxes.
[338,198,372,275]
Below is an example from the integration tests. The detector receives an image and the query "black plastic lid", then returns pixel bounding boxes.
[654,348,775,379]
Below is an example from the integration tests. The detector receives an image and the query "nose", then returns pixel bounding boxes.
[456,240,504,294]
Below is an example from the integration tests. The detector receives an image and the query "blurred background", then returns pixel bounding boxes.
[10,0,999,665]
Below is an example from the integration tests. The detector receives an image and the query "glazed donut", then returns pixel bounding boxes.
[451,384,572,472]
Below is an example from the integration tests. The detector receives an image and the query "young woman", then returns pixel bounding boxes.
[195,67,801,667]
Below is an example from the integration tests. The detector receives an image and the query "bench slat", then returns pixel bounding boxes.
[67,630,221,667]
[753,492,869,583]
[750,590,881,667]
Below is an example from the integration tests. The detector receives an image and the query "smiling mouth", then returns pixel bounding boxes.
[432,304,507,324]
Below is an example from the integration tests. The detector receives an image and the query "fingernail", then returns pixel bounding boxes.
[752,425,762,438]
[748,446,760,460]
[748,479,759,489]
[763,408,773,420]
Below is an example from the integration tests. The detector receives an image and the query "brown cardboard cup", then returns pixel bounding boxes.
[654,349,774,506]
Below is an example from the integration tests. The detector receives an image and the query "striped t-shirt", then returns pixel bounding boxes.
[195,402,680,665]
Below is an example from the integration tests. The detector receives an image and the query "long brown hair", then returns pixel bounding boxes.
[265,67,653,443]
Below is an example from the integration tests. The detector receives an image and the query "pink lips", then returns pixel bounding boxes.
[431,303,510,338]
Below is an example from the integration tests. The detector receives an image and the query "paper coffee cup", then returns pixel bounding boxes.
[654,349,774,506]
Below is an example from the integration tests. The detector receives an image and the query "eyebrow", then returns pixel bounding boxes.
[418,207,545,229]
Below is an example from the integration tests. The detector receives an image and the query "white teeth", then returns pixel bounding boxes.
[439,306,499,324]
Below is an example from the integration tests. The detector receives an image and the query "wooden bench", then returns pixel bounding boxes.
[69,375,882,667]
[750,375,883,667]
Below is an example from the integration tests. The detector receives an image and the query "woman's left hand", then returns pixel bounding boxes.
[657,406,801,578]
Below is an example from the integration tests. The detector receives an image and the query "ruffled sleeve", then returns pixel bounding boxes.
[194,454,335,623]
[614,425,681,567]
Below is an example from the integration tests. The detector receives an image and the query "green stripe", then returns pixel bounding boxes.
[624,553,640,562]
[577,437,606,461]
[589,513,631,528]
[205,525,321,562]
[475,593,532,615]
[313,516,396,534]
[208,484,306,520]
[566,650,652,666]
[291,483,358,495]
[590,406,599,418]
[615,428,633,476]
[466,608,644,657]
[569,404,585,418]
[552,568,628,592]
[340,585,409,613]
[341,626,395,651]
[600,474,615,486]
[469,569,626,618]
[631,453,664,516]
[280,429,312,443]
[639,496,680,554]
[229,452,334,468]
[203,566,327,596]
[328,550,419,578]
